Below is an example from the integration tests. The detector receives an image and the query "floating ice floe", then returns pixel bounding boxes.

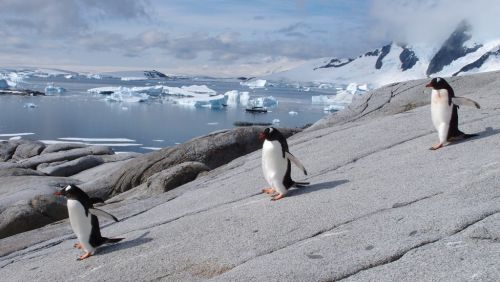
[45,83,66,95]
[23,103,38,108]
[224,90,250,107]
[289,111,298,115]
[240,79,266,89]
[175,94,226,109]
[248,96,278,108]
[51,137,142,147]
[0,132,35,137]
[272,119,280,124]
[9,136,22,141]
[312,82,369,111]
[141,147,162,151]
[0,79,8,89]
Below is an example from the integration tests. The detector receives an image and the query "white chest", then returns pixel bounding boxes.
[262,140,287,182]
[431,89,452,127]
[67,199,92,239]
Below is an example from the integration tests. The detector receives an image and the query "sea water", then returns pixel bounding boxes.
[0,76,336,153]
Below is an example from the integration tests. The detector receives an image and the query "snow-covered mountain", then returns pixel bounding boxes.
[266,21,500,88]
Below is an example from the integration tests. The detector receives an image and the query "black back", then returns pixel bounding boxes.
[261,127,294,188]
[427,77,464,139]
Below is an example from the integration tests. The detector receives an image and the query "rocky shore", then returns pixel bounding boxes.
[0,71,499,281]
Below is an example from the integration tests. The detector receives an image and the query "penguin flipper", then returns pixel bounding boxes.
[285,152,307,175]
[452,97,480,109]
[89,208,119,222]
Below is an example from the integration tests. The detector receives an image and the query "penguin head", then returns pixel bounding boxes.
[425,77,450,90]
[54,184,85,200]
[259,127,283,141]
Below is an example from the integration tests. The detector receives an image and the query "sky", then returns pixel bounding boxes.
[0,0,498,77]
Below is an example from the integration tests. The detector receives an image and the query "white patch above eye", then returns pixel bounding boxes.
[65,185,72,191]
[269,128,274,134]
[436,77,441,83]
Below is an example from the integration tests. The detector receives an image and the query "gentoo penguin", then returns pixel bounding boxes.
[425,77,480,150]
[259,127,308,201]
[54,184,123,260]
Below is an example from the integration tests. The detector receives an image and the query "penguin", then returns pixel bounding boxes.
[259,127,308,201]
[54,184,123,260]
[425,77,480,150]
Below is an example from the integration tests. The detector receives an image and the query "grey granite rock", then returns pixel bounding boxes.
[19,145,114,169]
[0,176,78,239]
[0,141,19,161]
[11,140,45,161]
[0,168,46,177]
[0,71,499,281]
[109,127,300,195]
[37,155,104,177]
[41,143,88,154]
[145,161,210,195]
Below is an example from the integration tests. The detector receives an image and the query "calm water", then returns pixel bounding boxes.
[0,76,334,152]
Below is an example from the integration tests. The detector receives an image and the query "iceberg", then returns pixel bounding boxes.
[272,119,280,124]
[324,105,344,112]
[240,79,267,89]
[44,83,66,95]
[289,111,298,115]
[23,103,38,108]
[224,90,250,107]
[248,96,278,108]
[0,79,8,89]
[175,94,226,109]
[106,91,149,103]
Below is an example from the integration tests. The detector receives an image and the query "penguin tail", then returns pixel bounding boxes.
[463,133,478,139]
[293,181,310,188]
[104,237,124,244]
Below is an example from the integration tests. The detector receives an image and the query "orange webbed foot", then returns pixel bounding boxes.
[430,143,443,150]
[77,252,92,261]
[271,194,285,201]
[262,188,275,194]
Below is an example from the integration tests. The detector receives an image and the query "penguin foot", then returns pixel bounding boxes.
[77,252,92,261]
[430,143,443,150]
[262,188,275,194]
[271,194,285,201]
[73,243,83,249]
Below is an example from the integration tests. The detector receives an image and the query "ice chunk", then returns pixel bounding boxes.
[224,90,240,107]
[121,77,145,81]
[241,79,266,89]
[224,90,250,107]
[9,136,22,141]
[240,91,250,106]
[0,132,35,137]
[181,85,216,95]
[272,119,280,124]
[248,96,278,108]
[346,83,358,94]
[358,84,369,91]
[318,83,334,89]
[23,103,38,108]
[59,137,136,142]
[175,94,226,109]
[311,95,330,104]
[0,79,8,89]
[324,105,344,112]
[141,147,162,151]
[106,90,149,103]
[44,83,66,95]
[64,74,74,79]
[289,111,298,115]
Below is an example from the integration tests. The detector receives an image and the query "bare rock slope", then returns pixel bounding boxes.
[1,71,499,281]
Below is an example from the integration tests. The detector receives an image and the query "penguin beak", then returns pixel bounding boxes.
[53,191,62,196]
[259,132,266,141]
[425,82,432,88]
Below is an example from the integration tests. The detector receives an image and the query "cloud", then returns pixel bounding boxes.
[0,0,152,38]
[369,0,500,43]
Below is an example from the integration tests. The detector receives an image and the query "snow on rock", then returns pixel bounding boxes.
[248,96,278,108]
[44,83,66,95]
[241,79,267,89]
